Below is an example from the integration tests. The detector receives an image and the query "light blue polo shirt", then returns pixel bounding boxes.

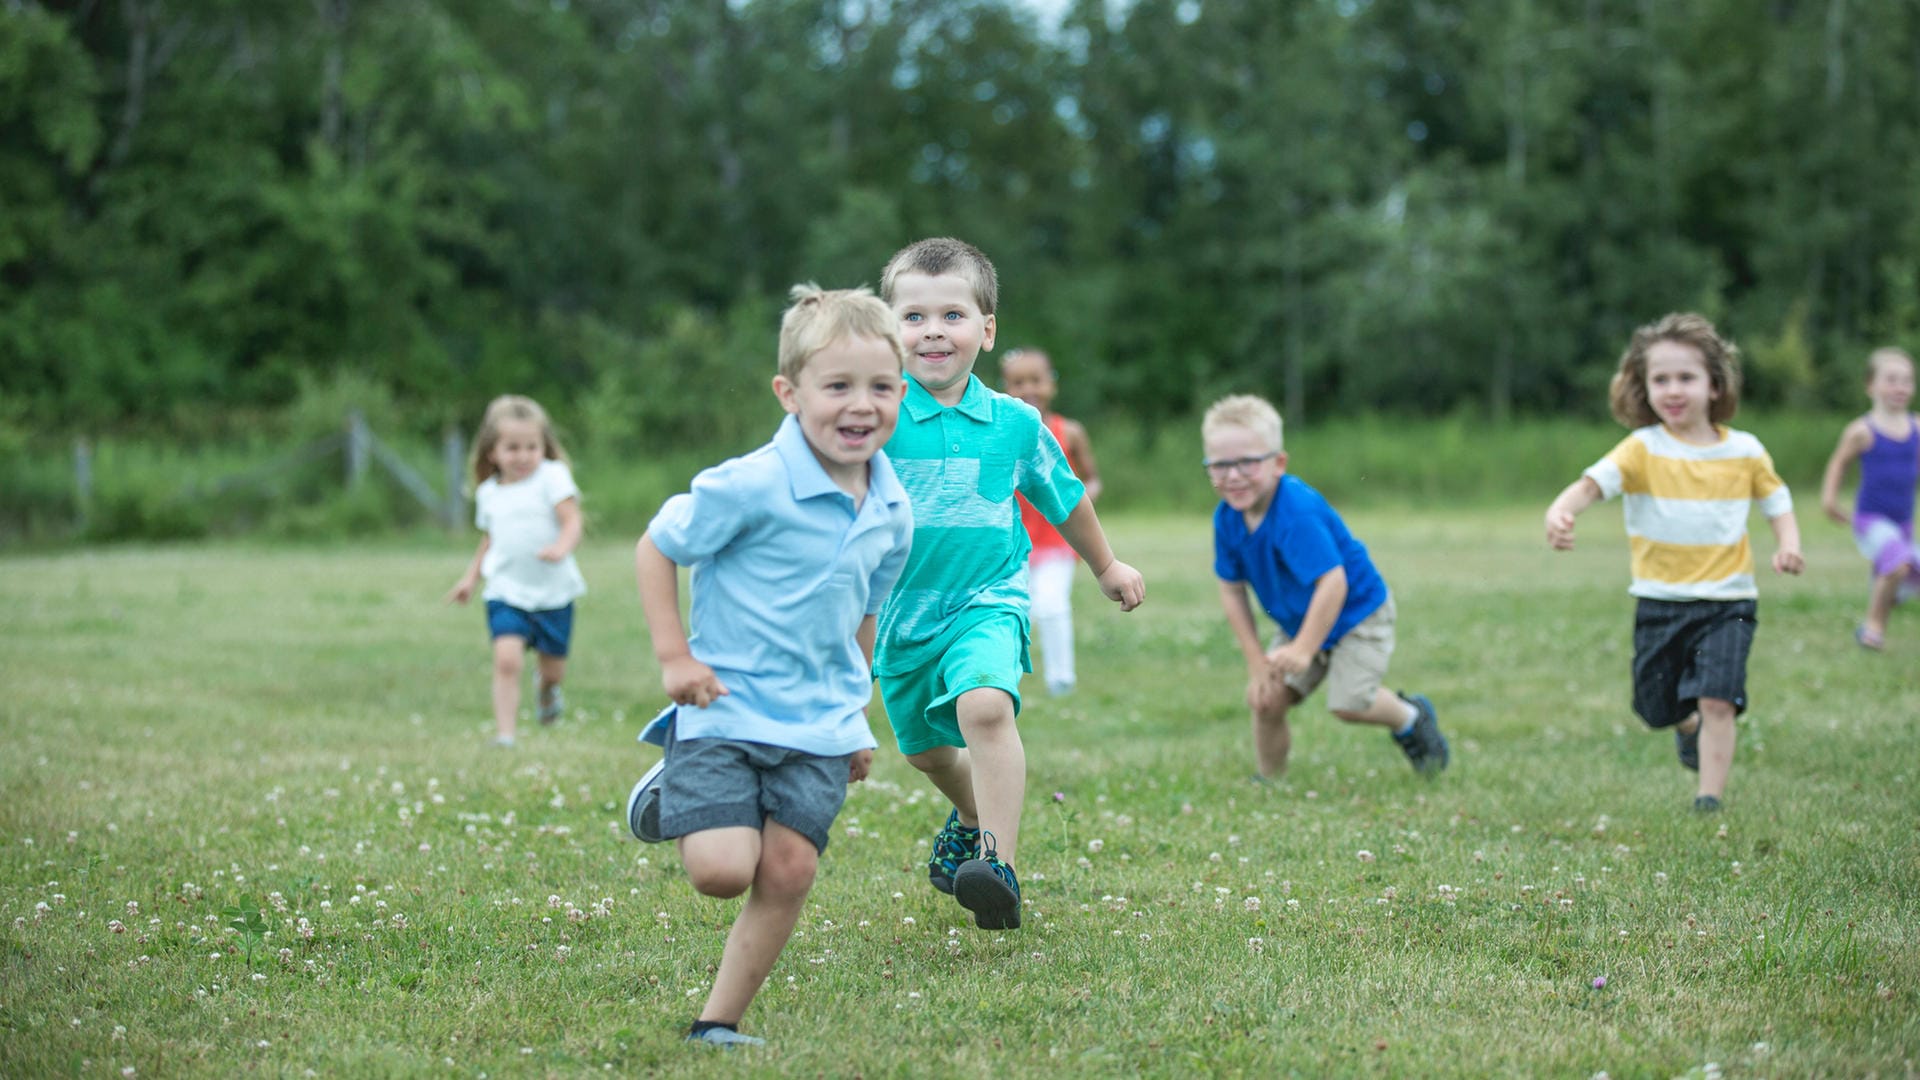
[876,375,1085,676]
[640,415,913,756]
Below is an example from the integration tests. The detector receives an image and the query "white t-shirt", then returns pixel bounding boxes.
[475,459,587,611]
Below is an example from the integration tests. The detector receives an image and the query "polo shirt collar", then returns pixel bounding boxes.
[772,414,843,501]
[772,413,909,510]
[904,374,994,423]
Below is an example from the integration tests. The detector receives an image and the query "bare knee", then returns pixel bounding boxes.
[955,688,1015,731]
[492,643,524,679]
[757,843,819,899]
[686,862,754,899]
[905,746,960,775]
[1698,698,1737,724]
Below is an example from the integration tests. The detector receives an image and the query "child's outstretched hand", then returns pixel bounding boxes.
[445,578,476,605]
[537,542,568,562]
[1772,548,1805,575]
[847,748,874,783]
[662,656,729,708]
[1096,559,1146,611]
[1544,507,1578,550]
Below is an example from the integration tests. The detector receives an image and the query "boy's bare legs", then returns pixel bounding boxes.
[490,636,526,742]
[679,822,818,1026]
[1331,687,1415,729]
[955,687,1025,863]
[903,746,980,826]
[1694,698,1737,801]
[536,652,567,721]
[1252,687,1301,779]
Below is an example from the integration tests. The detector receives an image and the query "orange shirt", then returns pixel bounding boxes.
[1020,412,1081,556]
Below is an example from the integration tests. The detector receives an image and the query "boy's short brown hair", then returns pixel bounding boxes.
[880,237,999,315]
[778,283,906,380]
[1201,394,1284,454]
[1608,312,1742,428]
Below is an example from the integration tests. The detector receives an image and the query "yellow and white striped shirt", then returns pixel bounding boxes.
[1584,425,1792,601]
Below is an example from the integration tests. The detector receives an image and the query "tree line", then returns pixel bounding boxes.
[4,0,1916,453]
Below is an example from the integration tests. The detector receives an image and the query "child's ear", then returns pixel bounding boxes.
[981,313,996,351]
[1273,451,1289,475]
[771,374,800,415]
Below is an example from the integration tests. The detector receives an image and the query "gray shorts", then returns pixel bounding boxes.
[658,723,853,853]
[1273,595,1396,713]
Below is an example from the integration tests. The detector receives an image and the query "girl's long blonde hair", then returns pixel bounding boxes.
[467,395,571,491]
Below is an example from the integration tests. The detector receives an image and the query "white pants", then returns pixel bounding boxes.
[1029,552,1077,693]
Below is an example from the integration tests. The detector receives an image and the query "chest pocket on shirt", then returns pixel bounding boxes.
[976,450,1017,504]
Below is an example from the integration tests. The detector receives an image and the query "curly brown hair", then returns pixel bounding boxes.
[1607,312,1742,429]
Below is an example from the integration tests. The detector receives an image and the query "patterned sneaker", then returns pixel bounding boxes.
[688,1026,764,1048]
[538,684,566,726]
[952,834,1021,930]
[926,808,981,895]
[1391,692,1450,775]
[1675,723,1700,772]
[626,759,666,843]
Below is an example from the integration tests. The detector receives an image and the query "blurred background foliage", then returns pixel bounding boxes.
[2,0,1916,539]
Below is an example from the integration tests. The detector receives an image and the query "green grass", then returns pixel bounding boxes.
[2,508,1916,1077]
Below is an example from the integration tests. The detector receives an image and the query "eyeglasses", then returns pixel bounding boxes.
[1201,452,1277,479]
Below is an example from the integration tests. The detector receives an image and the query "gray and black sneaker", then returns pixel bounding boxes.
[1392,692,1450,775]
[1675,724,1700,772]
[625,759,666,843]
[688,1026,764,1048]
[926,808,981,895]
[1692,794,1723,813]
[952,833,1021,930]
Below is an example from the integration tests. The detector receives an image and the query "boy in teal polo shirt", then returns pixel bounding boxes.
[877,237,1146,931]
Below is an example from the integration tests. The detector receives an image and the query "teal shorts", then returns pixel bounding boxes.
[879,612,1026,755]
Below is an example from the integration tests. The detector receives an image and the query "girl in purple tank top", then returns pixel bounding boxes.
[1820,347,1920,649]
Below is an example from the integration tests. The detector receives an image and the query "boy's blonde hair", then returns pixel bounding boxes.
[1867,345,1915,381]
[1608,312,1742,428]
[778,283,905,380]
[880,236,999,314]
[468,394,571,489]
[1202,394,1284,454]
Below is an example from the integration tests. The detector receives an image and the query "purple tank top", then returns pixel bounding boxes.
[1857,416,1919,524]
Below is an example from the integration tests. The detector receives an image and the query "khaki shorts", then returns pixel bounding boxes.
[1274,595,1396,713]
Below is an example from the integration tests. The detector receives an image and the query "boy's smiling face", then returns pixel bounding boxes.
[773,333,904,489]
[891,271,995,406]
[1203,423,1286,521]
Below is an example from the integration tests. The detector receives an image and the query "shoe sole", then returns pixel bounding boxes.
[626,760,666,843]
[952,860,1020,930]
[929,871,956,895]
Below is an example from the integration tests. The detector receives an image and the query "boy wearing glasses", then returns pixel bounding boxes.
[1203,395,1449,781]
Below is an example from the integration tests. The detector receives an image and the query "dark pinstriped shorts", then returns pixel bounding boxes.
[1629,598,1757,729]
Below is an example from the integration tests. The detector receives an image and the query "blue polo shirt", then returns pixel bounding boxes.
[641,415,913,756]
[1213,475,1387,646]
[876,376,1085,675]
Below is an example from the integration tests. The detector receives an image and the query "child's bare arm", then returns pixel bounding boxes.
[1544,476,1603,550]
[1767,510,1805,575]
[1268,567,1346,675]
[635,534,728,707]
[1056,498,1144,610]
[856,613,878,672]
[1064,419,1102,503]
[1819,421,1870,525]
[539,496,583,561]
[445,535,489,604]
[1218,579,1279,712]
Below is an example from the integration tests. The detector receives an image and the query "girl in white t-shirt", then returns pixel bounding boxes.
[447,395,587,747]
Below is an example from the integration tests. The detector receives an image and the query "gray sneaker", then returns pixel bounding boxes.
[537,685,566,726]
[688,1026,764,1048]
[1392,692,1449,775]
[626,759,666,843]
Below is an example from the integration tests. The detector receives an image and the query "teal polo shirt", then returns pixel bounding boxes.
[875,375,1086,676]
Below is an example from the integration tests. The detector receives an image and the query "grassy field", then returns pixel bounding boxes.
[2,508,1916,1078]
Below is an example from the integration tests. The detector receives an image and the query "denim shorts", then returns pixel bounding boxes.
[657,722,852,853]
[485,600,574,657]
[1630,598,1756,729]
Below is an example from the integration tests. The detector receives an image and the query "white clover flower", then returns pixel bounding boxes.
[1356,850,1375,863]
[1087,839,1104,853]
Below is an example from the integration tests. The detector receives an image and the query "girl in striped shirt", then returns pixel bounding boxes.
[1544,313,1804,812]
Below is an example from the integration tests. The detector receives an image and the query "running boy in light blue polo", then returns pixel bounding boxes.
[624,285,913,1049]
[878,237,1146,931]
